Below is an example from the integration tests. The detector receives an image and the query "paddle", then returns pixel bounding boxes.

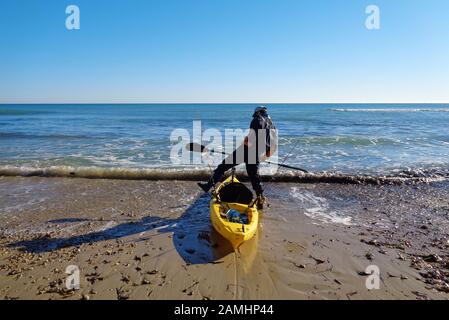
[186,142,309,173]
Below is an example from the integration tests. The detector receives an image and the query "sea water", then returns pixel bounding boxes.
[1,104,448,178]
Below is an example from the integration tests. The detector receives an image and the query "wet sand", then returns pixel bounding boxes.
[0,176,448,300]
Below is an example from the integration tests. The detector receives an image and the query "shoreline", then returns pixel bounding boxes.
[1,165,448,185]
[1,176,448,300]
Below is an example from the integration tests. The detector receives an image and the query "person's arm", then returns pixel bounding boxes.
[244,118,260,147]
[265,139,277,158]
[244,130,257,147]
[266,128,278,158]
[261,119,277,161]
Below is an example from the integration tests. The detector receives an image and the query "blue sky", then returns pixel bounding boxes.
[1,0,448,103]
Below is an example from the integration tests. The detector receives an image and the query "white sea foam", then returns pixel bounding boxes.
[0,164,447,184]
[290,187,352,225]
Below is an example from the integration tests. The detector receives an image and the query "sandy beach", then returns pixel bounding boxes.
[0,176,448,300]
[2,0,449,306]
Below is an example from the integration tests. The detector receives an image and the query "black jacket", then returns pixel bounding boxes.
[250,112,276,155]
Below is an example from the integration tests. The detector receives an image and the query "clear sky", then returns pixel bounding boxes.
[1,0,448,103]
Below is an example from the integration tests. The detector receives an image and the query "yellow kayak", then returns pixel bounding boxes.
[210,175,259,250]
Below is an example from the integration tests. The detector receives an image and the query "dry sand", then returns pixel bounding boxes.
[0,176,448,300]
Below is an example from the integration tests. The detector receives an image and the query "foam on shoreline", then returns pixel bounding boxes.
[1,165,447,185]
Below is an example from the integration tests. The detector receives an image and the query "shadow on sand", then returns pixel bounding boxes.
[7,193,235,265]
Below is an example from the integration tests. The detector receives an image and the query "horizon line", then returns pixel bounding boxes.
[1,102,449,105]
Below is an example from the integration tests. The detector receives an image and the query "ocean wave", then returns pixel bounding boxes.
[0,165,447,185]
[278,136,401,147]
[330,108,449,113]
[0,109,53,116]
[0,132,93,140]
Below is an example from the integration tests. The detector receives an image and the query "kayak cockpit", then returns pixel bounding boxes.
[215,181,253,205]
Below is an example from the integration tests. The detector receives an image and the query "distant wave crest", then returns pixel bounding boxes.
[330,108,449,113]
[0,109,53,116]
[0,132,92,140]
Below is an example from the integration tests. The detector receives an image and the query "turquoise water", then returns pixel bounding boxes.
[1,104,448,177]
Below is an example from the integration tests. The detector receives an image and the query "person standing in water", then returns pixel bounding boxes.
[198,106,277,209]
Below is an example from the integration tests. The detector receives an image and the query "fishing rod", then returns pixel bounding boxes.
[186,142,309,174]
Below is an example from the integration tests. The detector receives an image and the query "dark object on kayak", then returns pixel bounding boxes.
[218,182,253,205]
[226,209,249,224]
